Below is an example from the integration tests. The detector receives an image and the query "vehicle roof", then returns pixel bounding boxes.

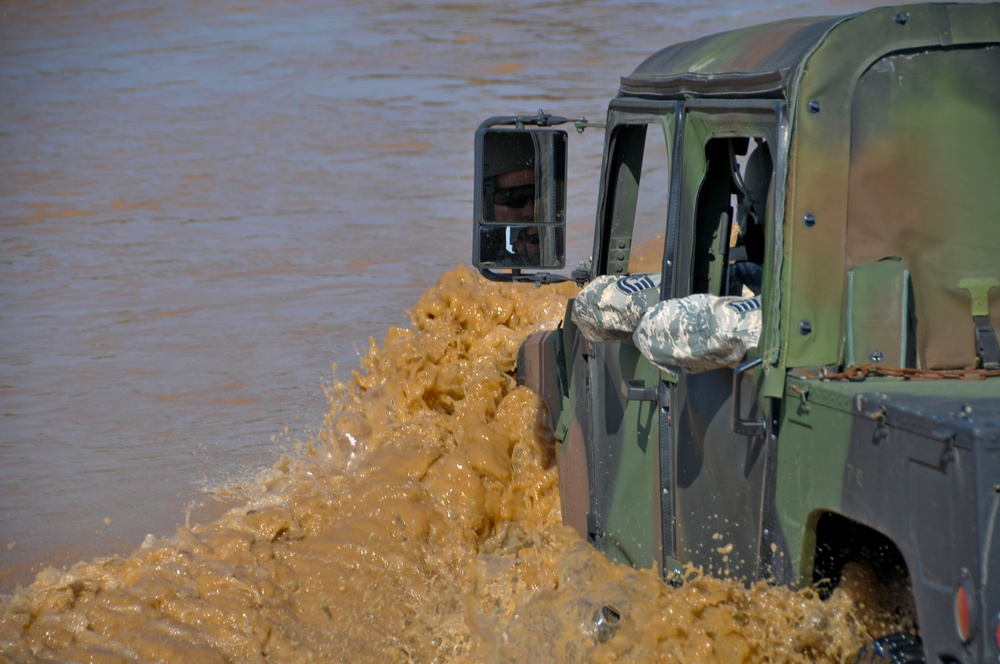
[620,15,839,98]
[619,3,1000,100]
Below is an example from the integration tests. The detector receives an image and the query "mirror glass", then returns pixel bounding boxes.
[476,224,566,268]
[473,128,567,270]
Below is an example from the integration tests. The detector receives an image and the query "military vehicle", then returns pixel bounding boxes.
[472,3,1000,662]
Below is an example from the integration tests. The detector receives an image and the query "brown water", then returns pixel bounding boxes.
[1,0,929,660]
[1,268,894,661]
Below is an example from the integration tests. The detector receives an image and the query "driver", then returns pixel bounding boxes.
[491,167,535,223]
[481,131,539,264]
[511,226,540,264]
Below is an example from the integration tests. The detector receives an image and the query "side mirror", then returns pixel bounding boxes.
[473,127,567,270]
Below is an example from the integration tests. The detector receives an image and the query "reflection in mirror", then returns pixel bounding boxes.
[473,128,567,271]
[482,131,536,223]
[477,224,565,269]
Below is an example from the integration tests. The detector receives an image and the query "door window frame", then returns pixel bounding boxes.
[593,102,680,295]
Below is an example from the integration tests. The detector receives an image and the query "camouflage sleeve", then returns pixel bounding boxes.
[633,294,762,373]
[571,273,662,343]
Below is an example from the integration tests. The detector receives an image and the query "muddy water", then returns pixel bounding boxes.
[1,0,924,659]
[1,269,895,661]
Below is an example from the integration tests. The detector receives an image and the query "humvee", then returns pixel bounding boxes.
[472,3,1000,662]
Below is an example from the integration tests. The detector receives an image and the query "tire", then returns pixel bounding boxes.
[855,632,925,664]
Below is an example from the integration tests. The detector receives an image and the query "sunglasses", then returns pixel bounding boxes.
[494,184,535,209]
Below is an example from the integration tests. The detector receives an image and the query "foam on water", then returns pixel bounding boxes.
[0,267,900,662]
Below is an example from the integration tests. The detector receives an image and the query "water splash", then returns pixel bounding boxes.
[1,267,890,662]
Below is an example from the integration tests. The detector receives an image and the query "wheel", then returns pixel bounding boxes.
[855,632,925,664]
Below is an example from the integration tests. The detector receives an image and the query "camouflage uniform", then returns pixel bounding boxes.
[633,294,761,373]
[572,273,661,342]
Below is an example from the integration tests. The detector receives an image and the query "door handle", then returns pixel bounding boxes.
[622,379,658,402]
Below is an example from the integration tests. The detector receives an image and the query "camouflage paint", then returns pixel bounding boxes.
[562,109,680,567]
[588,341,663,569]
[782,4,1000,372]
[509,3,1000,661]
[845,45,1000,369]
[774,377,862,582]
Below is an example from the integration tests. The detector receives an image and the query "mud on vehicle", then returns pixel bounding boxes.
[471,3,1000,662]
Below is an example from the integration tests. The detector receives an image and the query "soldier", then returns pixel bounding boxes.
[632,294,761,373]
[572,272,761,373]
[480,131,539,265]
[510,226,540,264]
[491,169,535,223]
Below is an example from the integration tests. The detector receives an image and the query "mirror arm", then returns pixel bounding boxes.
[571,262,592,286]
[478,267,517,282]
[479,110,595,132]
[573,120,606,133]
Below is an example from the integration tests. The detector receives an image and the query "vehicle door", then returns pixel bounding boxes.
[583,103,677,569]
[667,103,779,582]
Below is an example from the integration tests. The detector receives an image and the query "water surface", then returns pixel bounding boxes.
[1,0,934,651]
